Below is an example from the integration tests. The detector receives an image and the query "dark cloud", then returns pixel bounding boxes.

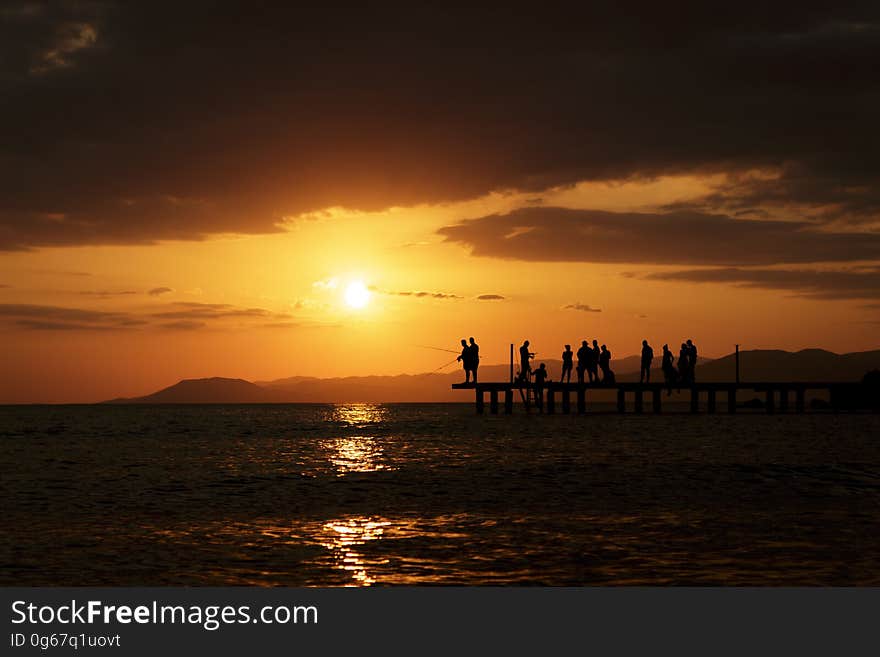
[564,303,602,313]
[439,207,880,266]
[160,320,206,331]
[148,286,173,296]
[78,289,138,297]
[0,303,134,330]
[636,267,880,300]
[2,4,880,249]
[387,290,462,299]
[476,294,505,301]
[151,302,291,321]
[0,301,292,330]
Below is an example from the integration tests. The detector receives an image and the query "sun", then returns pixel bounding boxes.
[344,280,371,309]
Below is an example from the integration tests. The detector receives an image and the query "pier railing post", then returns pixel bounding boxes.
[617,388,626,413]
[779,388,789,413]
[561,387,570,414]
[652,388,661,414]
[765,389,775,414]
[546,386,555,414]
[690,388,699,414]
[476,388,484,414]
[577,386,586,414]
[504,388,513,414]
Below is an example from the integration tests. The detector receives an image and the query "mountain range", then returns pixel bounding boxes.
[104,348,880,403]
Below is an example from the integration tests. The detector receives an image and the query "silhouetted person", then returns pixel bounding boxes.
[686,339,698,382]
[640,339,654,383]
[589,339,601,382]
[533,362,549,411]
[457,338,473,383]
[661,343,677,395]
[678,342,691,385]
[561,344,573,383]
[469,337,479,383]
[599,344,614,384]
[519,340,535,382]
[576,340,590,383]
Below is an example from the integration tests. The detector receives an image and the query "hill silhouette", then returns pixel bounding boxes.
[105,377,284,403]
[104,349,879,403]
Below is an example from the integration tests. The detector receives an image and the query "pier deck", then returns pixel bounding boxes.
[451,381,869,414]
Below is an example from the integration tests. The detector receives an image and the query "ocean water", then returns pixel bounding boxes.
[1,403,879,586]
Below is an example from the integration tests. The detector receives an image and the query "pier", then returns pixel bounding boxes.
[452,381,869,414]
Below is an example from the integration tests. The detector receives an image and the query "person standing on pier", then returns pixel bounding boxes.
[561,344,573,383]
[640,340,654,383]
[686,339,698,382]
[661,343,677,395]
[590,339,601,382]
[519,340,535,382]
[576,340,590,383]
[469,337,480,383]
[678,342,692,384]
[457,339,473,383]
[599,344,614,383]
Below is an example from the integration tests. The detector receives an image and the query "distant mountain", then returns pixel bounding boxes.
[104,349,878,403]
[695,349,880,382]
[105,377,284,403]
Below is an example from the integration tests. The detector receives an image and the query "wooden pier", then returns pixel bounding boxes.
[452,381,869,414]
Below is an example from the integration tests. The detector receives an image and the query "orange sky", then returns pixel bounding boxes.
[2,175,877,403]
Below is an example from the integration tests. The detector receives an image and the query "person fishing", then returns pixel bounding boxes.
[560,344,573,383]
[532,362,549,411]
[456,338,473,383]
[519,340,535,382]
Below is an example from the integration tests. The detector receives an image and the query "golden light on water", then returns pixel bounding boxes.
[320,517,391,586]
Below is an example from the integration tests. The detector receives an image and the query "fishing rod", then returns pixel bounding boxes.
[431,357,461,372]
[415,344,461,355]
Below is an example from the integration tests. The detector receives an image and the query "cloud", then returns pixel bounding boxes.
[476,294,505,301]
[30,21,98,75]
[0,284,9,288]
[0,301,294,330]
[148,286,173,296]
[78,290,138,298]
[151,302,292,321]
[160,320,206,331]
[636,267,880,300]
[439,207,880,266]
[564,303,602,313]
[0,303,135,331]
[2,6,880,248]
[385,290,462,299]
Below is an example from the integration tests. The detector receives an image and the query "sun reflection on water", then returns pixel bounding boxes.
[320,517,391,586]
[321,404,393,476]
[326,403,389,426]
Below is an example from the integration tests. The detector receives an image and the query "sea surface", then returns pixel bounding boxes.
[1,404,879,586]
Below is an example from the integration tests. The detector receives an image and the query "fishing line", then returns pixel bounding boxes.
[415,344,461,354]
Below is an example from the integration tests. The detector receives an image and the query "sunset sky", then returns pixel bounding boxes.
[2,3,879,402]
